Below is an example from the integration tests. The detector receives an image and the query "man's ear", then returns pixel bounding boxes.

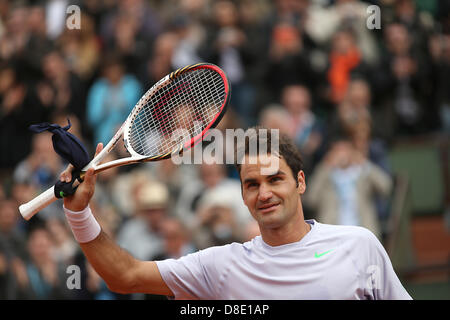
[297,170,306,194]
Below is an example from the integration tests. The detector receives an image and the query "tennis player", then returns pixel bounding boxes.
[61,128,412,299]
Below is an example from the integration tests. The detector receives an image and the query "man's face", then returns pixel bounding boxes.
[240,154,305,230]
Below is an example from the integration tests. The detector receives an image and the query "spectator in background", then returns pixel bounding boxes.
[0,4,29,61]
[259,104,295,139]
[175,159,250,233]
[88,168,153,221]
[143,32,178,86]
[265,16,321,102]
[428,32,450,133]
[99,0,162,48]
[80,0,116,35]
[305,138,393,240]
[323,77,393,224]
[42,50,87,129]
[327,27,364,105]
[24,4,53,76]
[10,182,37,217]
[45,218,77,266]
[265,0,310,39]
[0,200,27,260]
[25,227,74,299]
[307,0,380,65]
[151,217,196,260]
[154,0,211,26]
[146,160,199,208]
[200,0,257,126]
[0,0,9,39]
[328,77,371,142]
[0,62,51,170]
[58,13,101,83]
[169,14,204,69]
[0,182,4,201]
[195,193,244,248]
[213,108,246,179]
[347,118,392,226]
[116,181,169,261]
[99,0,163,83]
[333,78,371,134]
[392,0,435,50]
[0,199,30,299]
[393,0,419,28]
[236,0,270,88]
[106,12,151,78]
[330,78,391,173]
[373,22,433,136]
[437,0,450,34]
[280,84,325,175]
[87,54,142,145]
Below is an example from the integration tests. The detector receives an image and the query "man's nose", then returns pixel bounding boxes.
[258,184,273,202]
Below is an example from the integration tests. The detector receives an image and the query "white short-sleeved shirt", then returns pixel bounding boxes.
[156,220,412,300]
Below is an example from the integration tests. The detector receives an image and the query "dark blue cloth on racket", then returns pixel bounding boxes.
[29,119,89,198]
[29,119,89,170]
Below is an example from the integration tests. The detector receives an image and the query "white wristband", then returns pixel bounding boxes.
[63,205,101,243]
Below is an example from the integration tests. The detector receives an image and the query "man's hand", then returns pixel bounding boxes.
[62,143,103,212]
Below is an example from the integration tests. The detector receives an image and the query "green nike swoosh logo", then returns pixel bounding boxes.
[315,250,333,258]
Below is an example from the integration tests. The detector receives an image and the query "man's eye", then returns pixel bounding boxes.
[248,183,258,188]
[270,176,282,183]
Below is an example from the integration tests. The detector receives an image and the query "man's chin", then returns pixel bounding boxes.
[256,213,284,229]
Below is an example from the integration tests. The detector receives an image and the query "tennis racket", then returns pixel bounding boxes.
[19,63,230,220]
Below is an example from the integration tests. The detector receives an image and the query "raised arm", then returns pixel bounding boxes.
[78,230,171,295]
[61,143,172,296]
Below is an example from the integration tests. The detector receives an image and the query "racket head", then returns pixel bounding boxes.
[123,63,230,161]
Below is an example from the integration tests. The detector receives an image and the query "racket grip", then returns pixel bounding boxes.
[19,186,58,220]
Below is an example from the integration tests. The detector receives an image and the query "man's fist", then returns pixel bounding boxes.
[62,143,103,211]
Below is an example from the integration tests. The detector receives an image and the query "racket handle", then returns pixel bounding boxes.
[19,186,58,220]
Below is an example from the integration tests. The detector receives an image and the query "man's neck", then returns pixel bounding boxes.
[260,217,311,247]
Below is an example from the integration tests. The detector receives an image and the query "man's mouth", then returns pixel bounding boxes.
[257,202,280,213]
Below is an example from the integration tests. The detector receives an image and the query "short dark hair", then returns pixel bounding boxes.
[234,126,304,182]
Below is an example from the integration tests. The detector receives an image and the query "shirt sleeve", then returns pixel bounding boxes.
[363,230,412,300]
[155,245,226,300]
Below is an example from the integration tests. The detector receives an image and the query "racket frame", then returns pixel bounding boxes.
[91,63,230,174]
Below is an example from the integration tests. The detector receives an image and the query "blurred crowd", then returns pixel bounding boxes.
[0,0,449,299]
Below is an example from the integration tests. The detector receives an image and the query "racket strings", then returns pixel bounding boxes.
[129,68,226,157]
